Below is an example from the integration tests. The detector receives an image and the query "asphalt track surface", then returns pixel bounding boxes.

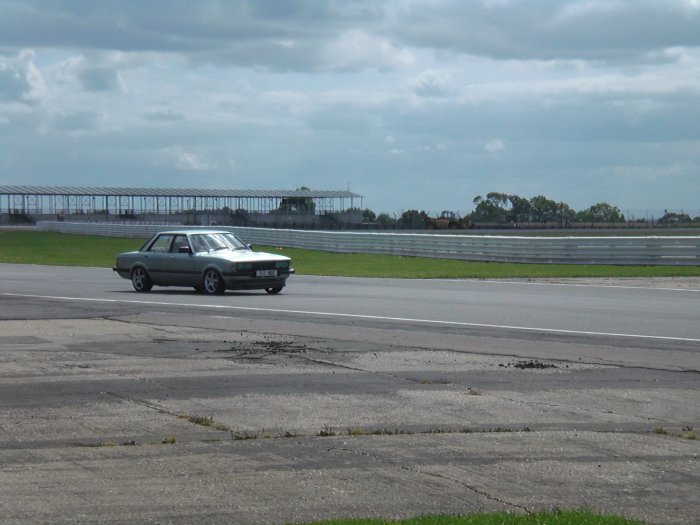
[1,264,699,524]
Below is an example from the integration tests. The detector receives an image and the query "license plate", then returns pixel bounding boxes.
[256,269,278,277]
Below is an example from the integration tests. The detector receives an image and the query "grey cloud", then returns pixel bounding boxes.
[77,66,123,92]
[0,63,30,102]
[410,70,455,97]
[49,110,101,131]
[0,0,386,71]
[391,0,700,62]
[2,1,699,70]
[143,108,186,122]
[0,50,41,103]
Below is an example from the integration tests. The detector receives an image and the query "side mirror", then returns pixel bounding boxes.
[247,244,254,251]
[178,246,192,254]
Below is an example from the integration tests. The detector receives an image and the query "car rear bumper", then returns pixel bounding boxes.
[113,267,130,279]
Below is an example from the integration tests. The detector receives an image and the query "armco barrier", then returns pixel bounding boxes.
[36,221,700,266]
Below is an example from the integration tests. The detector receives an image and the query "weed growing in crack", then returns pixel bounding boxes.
[231,431,258,441]
[420,378,452,385]
[318,426,337,437]
[371,429,413,435]
[179,414,231,432]
[182,414,214,427]
[653,426,697,440]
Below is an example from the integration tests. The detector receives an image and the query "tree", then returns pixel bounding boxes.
[470,194,508,222]
[658,211,691,225]
[576,203,625,223]
[377,213,396,225]
[556,202,576,226]
[486,192,509,208]
[529,195,560,223]
[376,213,395,225]
[361,208,376,222]
[506,195,532,223]
[400,209,428,228]
[470,192,579,225]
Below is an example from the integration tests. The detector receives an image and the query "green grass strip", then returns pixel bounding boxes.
[299,510,645,525]
[1,231,699,278]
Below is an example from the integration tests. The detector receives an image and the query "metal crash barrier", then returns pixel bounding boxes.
[37,221,700,266]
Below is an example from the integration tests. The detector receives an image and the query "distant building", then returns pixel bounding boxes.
[0,185,364,228]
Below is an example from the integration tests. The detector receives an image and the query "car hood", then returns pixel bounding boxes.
[197,250,290,263]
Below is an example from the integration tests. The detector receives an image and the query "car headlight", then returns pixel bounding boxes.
[275,261,289,269]
[233,262,253,271]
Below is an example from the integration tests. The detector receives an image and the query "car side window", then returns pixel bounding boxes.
[148,234,173,253]
[190,235,208,253]
[170,235,190,253]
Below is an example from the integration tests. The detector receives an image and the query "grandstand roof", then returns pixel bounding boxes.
[0,185,362,199]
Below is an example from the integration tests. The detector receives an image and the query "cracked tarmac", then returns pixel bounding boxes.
[1,312,699,524]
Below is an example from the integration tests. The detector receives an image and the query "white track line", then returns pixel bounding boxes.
[2,292,699,344]
[431,279,700,293]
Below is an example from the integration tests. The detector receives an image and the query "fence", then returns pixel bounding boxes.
[36,221,700,266]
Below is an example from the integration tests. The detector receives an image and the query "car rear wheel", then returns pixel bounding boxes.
[202,269,226,295]
[131,267,152,292]
[265,286,283,295]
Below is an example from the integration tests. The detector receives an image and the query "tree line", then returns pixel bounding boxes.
[356,192,697,228]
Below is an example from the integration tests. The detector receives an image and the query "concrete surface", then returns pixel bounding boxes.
[1,306,698,524]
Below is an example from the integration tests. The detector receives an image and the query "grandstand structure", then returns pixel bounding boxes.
[0,185,364,227]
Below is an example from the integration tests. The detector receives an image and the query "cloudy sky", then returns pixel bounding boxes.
[1,0,700,218]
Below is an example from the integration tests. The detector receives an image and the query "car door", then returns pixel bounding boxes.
[167,234,196,285]
[143,233,175,284]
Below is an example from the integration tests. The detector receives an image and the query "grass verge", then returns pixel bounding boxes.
[1,231,699,279]
[299,510,645,525]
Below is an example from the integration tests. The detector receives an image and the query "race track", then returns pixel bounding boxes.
[1,264,699,524]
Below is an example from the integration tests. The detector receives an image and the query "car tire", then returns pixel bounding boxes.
[202,269,226,295]
[265,286,283,295]
[131,267,153,292]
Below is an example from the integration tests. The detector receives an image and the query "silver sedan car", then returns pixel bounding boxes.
[114,230,294,295]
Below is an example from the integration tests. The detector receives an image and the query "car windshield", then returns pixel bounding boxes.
[190,233,248,253]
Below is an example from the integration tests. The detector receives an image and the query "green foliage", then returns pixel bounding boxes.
[577,203,625,223]
[471,193,572,224]
[528,195,560,223]
[400,209,428,228]
[376,212,396,225]
[471,195,507,222]
[507,195,532,223]
[658,212,691,225]
[469,193,626,225]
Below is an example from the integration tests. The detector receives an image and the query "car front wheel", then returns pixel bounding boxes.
[265,286,283,295]
[202,269,226,295]
[131,267,153,292]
